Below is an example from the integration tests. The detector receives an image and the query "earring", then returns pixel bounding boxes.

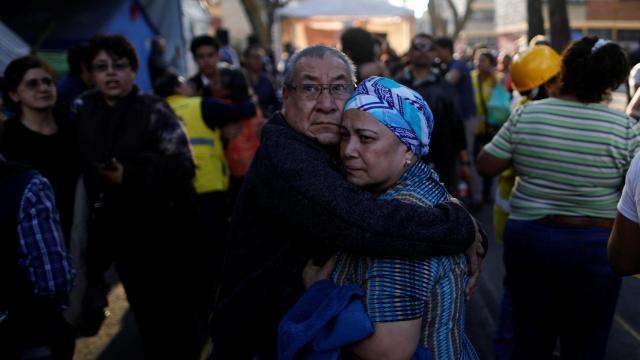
[404,158,411,168]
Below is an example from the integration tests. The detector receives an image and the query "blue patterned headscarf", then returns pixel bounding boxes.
[343,76,434,157]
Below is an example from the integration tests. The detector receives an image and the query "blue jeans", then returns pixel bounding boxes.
[503,219,621,360]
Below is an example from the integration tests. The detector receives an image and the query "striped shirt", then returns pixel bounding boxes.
[484,97,640,220]
[332,160,478,359]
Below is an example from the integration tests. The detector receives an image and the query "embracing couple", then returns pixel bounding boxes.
[210,45,487,360]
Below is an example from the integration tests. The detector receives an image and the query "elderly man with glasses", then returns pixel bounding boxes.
[211,45,486,360]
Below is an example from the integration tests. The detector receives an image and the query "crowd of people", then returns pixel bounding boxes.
[0,24,639,360]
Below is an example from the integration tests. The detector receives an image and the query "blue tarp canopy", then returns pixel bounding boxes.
[1,0,158,92]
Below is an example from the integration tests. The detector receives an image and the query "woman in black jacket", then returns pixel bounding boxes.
[1,56,80,240]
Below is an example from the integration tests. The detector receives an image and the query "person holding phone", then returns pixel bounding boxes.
[73,34,204,359]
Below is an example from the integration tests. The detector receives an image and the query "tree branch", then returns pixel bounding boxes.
[447,0,475,39]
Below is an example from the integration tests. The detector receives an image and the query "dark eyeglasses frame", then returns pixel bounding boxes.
[288,83,355,100]
[91,61,131,73]
[411,43,435,52]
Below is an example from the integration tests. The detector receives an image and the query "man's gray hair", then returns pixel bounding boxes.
[282,45,357,86]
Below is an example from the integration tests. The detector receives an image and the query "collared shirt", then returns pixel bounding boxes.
[17,174,75,307]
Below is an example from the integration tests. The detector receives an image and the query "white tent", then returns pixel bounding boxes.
[0,21,31,74]
[273,0,414,62]
[277,0,413,18]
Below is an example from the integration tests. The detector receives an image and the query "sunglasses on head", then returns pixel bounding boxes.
[411,43,434,52]
[23,77,53,91]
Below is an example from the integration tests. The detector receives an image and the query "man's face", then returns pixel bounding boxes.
[246,48,265,73]
[434,45,451,63]
[475,54,494,73]
[194,45,219,77]
[90,50,136,103]
[410,37,436,68]
[282,55,353,145]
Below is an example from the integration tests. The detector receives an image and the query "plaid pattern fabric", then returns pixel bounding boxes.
[332,160,477,358]
[16,174,75,307]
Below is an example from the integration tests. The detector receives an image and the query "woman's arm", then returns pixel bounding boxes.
[476,148,511,177]
[350,320,422,360]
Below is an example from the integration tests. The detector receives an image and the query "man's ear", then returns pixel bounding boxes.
[282,85,289,101]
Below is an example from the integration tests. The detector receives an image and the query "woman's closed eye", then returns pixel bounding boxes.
[359,135,375,143]
[355,130,377,143]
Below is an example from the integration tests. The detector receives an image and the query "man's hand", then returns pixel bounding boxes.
[465,219,485,303]
[302,255,337,289]
[96,158,124,186]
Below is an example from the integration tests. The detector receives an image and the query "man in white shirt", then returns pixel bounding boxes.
[608,152,640,275]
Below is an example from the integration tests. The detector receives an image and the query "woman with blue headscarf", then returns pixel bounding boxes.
[279,77,479,359]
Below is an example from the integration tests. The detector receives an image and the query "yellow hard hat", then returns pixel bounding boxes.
[510,45,561,92]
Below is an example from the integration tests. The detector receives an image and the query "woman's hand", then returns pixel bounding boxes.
[302,255,337,289]
[222,123,242,140]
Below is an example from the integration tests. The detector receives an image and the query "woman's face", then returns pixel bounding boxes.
[476,54,494,74]
[10,67,57,112]
[90,50,136,103]
[340,109,413,194]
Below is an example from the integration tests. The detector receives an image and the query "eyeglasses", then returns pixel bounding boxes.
[288,83,355,100]
[23,77,54,91]
[91,61,131,73]
[411,42,434,52]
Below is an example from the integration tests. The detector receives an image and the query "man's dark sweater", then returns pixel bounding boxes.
[397,68,467,193]
[211,113,479,359]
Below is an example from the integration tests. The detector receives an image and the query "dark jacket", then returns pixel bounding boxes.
[397,68,467,193]
[0,160,34,316]
[73,88,200,275]
[0,110,80,239]
[188,73,212,98]
[211,113,478,359]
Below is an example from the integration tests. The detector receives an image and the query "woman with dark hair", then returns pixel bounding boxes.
[0,56,80,240]
[217,66,263,206]
[477,36,640,359]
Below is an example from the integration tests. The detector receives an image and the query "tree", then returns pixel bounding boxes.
[239,0,290,49]
[548,0,571,52]
[527,0,544,42]
[428,0,475,39]
[446,0,476,39]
